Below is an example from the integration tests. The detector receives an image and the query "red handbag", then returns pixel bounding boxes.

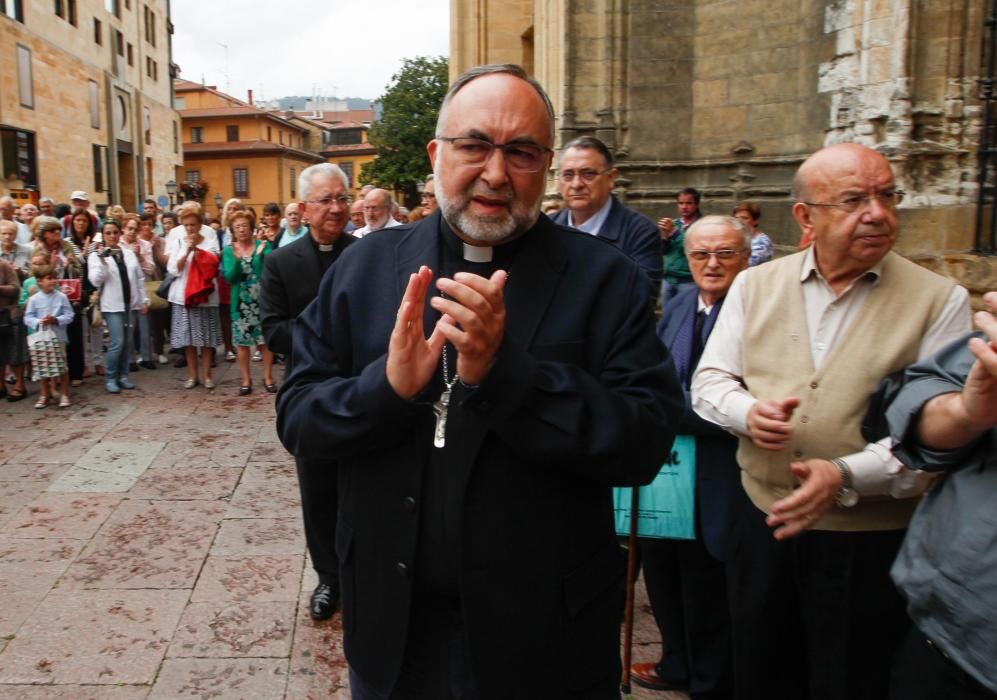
[58,278,82,302]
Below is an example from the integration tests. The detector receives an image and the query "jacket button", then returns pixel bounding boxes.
[810,382,818,389]
[403,496,416,511]
[793,450,803,458]
[396,562,409,577]
[800,416,809,424]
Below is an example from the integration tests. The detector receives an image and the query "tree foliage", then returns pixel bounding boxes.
[360,56,449,200]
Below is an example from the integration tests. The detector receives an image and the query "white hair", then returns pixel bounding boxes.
[299,163,350,201]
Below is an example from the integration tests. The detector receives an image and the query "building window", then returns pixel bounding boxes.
[190,126,203,143]
[152,60,157,81]
[279,130,284,145]
[289,167,296,198]
[1,1,25,22]
[115,30,124,56]
[226,125,239,142]
[0,128,38,188]
[106,0,120,18]
[330,128,363,145]
[340,161,354,188]
[143,5,156,46]
[127,43,133,66]
[54,0,63,18]
[89,80,100,128]
[184,170,200,185]
[143,106,151,145]
[93,17,102,44]
[267,126,272,141]
[175,96,185,109]
[92,144,108,192]
[16,44,33,109]
[173,121,178,153]
[233,168,248,197]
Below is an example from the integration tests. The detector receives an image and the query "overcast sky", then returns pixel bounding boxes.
[170,0,450,103]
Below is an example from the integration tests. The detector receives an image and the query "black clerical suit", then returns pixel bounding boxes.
[260,232,355,588]
[640,285,739,698]
[277,211,683,699]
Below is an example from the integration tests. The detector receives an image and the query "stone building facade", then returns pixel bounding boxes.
[0,0,180,211]
[451,0,995,296]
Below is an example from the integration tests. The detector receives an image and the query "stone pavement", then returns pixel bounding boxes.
[0,359,684,699]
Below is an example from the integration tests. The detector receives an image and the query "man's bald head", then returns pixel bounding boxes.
[363,188,393,231]
[792,143,892,203]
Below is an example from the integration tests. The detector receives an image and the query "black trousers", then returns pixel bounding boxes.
[66,311,84,380]
[294,455,339,586]
[641,536,733,699]
[890,625,997,700]
[726,488,908,700]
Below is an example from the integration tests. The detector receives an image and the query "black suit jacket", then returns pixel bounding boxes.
[260,232,355,374]
[277,211,683,698]
[656,285,740,561]
[552,196,663,298]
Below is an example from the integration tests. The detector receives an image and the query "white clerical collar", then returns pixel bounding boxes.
[318,243,334,252]
[463,242,493,262]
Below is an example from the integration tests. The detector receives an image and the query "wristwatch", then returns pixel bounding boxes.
[830,458,859,507]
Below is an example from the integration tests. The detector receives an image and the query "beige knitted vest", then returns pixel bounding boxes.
[738,250,954,531]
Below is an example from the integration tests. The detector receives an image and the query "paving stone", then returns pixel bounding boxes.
[226,479,300,519]
[211,518,303,557]
[0,686,151,699]
[192,555,303,603]
[248,443,292,462]
[0,494,121,539]
[256,423,280,443]
[286,580,347,699]
[0,461,70,483]
[63,500,226,589]
[0,589,188,684]
[68,402,136,422]
[0,537,83,564]
[242,461,297,482]
[149,433,253,469]
[148,658,287,700]
[0,482,49,531]
[0,561,70,637]
[168,601,295,658]
[47,441,166,493]
[0,440,31,465]
[15,435,103,464]
[129,467,242,500]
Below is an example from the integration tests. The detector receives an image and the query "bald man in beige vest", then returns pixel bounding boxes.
[692,143,971,700]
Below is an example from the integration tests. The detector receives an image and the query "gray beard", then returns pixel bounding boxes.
[437,188,540,244]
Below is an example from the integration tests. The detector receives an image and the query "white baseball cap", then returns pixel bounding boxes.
[70,191,90,201]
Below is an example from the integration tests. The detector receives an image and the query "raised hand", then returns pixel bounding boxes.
[386,265,445,400]
[431,270,508,386]
[746,396,800,450]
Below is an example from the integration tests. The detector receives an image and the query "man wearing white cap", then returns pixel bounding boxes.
[62,190,100,238]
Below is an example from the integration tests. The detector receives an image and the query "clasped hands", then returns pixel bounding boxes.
[746,396,843,541]
[386,265,507,400]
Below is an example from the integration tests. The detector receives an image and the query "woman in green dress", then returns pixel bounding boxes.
[222,210,275,395]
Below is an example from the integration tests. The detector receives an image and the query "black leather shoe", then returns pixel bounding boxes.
[309,583,339,620]
[138,360,157,370]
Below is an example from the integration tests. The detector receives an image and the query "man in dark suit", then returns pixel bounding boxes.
[631,215,750,699]
[260,162,356,621]
[276,64,682,699]
[551,136,662,298]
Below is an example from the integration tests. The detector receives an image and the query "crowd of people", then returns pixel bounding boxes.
[2,63,995,700]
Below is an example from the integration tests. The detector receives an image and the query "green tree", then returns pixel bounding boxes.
[360,56,449,205]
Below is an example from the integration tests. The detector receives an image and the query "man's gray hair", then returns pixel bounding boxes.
[435,64,555,145]
[299,163,350,201]
[683,215,753,253]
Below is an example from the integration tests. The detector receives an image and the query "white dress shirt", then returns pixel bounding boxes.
[691,246,971,498]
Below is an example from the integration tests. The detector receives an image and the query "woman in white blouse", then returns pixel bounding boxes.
[166,201,221,389]
[87,218,148,393]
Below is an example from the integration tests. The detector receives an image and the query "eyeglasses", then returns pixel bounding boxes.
[803,190,905,213]
[437,136,552,173]
[687,249,746,262]
[305,195,352,209]
[558,169,610,184]
[362,205,385,212]
[420,192,436,200]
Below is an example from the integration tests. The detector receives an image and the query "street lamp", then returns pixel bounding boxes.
[214,192,223,215]
[165,180,177,208]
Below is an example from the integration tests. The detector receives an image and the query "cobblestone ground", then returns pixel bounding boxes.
[0,358,682,699]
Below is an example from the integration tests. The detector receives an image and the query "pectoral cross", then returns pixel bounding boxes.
[432,384,452,448]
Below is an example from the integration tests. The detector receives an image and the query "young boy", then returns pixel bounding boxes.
[23,265,74,408]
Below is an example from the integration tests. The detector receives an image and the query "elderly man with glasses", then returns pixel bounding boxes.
[550,135,662,300]
[691,143,972,700]
[277,64,682,699]
[353,188,402,239]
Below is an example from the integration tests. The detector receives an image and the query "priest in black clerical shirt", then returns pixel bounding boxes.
[277,65,682,700]
[260,162,356,624]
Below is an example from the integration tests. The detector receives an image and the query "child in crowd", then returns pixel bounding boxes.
[23,265,74,408]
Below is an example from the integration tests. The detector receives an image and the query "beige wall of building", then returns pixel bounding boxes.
[451,0,995,296]
[0,0,180,211]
